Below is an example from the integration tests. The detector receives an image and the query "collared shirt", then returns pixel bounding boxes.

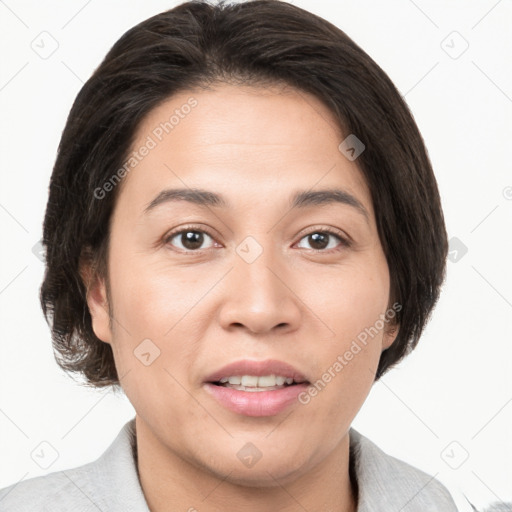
[0,417,458,511]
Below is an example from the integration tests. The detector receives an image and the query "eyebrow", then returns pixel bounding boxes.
[143,187,369,221]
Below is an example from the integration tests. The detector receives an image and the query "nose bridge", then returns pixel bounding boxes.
[236,233,285,302]
[219,233,299,333]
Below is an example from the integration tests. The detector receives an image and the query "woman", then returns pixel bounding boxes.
[0,1,461,510]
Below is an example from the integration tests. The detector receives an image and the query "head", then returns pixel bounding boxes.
[41,0,447,485]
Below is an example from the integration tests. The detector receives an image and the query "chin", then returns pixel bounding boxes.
[220,462,308,489]
[197,444,312,488]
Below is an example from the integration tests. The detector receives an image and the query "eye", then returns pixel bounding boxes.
[164,225,350,254]
[164,227,217,252]
[295,229,350,252]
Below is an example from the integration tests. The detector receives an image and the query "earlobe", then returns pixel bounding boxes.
[382,323,399,351]
[80,260,112,344]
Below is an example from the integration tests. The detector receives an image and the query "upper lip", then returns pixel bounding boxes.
[205,359,309,384]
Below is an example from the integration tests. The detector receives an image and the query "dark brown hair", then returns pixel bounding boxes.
[40,0,448,388]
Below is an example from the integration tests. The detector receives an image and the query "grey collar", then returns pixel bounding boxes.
[90,418,456,511]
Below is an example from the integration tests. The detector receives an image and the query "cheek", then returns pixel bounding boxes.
[108,255,205,337]
[104,252,206,387]
[298,257,389,405]
[307,257,390,343]
[105,258,206,427]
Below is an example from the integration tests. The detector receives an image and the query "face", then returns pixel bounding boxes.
[86,83,398,486]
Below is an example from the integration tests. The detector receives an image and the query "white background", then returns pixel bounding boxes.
[0,1,511,510]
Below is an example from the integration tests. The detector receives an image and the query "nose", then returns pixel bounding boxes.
[217,239,301,336]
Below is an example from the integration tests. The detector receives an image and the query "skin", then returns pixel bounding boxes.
[84,82,398,512]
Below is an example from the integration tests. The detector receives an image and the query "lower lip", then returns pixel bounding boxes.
[203,383,309,417]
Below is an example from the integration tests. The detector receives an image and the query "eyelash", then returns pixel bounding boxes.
[163,224,351,254]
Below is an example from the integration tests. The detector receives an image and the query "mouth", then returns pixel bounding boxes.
[205,358,309,388]
[209,374,307,392]
[203,359,310,417]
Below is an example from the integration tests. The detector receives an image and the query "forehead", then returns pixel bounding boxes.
[116,83,373,218]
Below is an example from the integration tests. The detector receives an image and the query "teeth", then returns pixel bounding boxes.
[241,375,259,387]
[256,375,275,387]
[218,375,296,388]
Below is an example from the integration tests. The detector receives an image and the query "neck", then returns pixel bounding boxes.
[135,415,357,512]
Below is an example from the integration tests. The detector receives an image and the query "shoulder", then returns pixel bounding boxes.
[0,460,102,512]
[349,429,458,512]
[0,417,149,512]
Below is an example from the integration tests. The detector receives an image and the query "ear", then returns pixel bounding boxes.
[382,321,399,351]
[79,255,112,345]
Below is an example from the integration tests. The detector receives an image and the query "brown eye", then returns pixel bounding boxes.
[296,230,349,252]
[165,229,215,251]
